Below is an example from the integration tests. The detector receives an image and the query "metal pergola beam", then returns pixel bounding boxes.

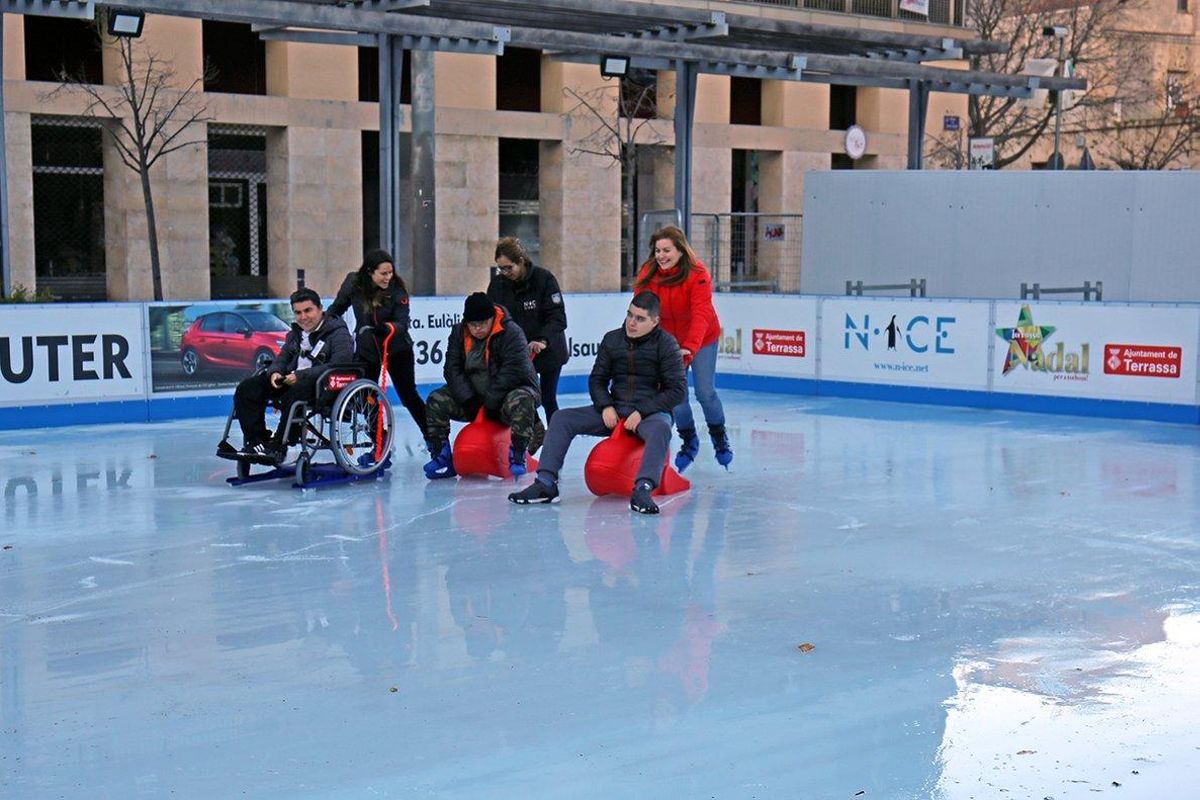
[98,0,507,42]
[358,0,430,10]
[716,9,1005,57]
[256,27,504,54]
[0,0,95,19]
[526,26,1083,94]
[621,13,728,43]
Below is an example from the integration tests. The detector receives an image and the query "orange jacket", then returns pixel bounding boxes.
[633,261,721,356]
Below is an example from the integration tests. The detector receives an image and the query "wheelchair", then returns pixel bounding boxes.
[216,365,395,489]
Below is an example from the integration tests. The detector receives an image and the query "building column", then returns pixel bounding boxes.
[758,81,829,289]
[264,40,362,298]
[539,59,621,292]
[656,71,731,276]
[855,87,908,170]
[432,52,496,294]
[3,14,33,294]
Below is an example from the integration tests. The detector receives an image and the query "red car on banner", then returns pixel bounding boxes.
[180,310,290,375]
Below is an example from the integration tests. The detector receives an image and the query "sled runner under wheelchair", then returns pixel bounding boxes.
[215,366,395,489]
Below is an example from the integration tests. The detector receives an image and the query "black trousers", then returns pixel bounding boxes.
[536,361,563,422]
[233,370,322,445]
[356,332,427,433]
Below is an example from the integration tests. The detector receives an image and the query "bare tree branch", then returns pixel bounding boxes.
[44,23,212,300]
[953,0,1153,169]
[561,74,668,279]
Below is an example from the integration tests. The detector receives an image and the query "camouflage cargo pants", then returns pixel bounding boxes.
[425,387,545,453]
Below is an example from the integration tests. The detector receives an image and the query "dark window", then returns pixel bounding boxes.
[203,21,266,95]
[209,128,268,299]
[1180,0,1189,12]
[496,48,541,112]
[831,153,855,170]
[24,17,102,84]
[362,130,380,252]
[199,315,222,332]
[32,121,106,301]
[731,150,760,283]
[730,77,762,126]
[358,46,411,104]
[499,138,540,263]
[620,69,658,120]
[830,84,857,131]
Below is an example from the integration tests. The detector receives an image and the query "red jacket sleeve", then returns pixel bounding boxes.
[679,265,717,354]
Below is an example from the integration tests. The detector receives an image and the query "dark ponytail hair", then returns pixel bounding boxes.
[356,248,406,307]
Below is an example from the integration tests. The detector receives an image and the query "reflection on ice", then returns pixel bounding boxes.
[3,393,1200,799]
[938,610,1200,798]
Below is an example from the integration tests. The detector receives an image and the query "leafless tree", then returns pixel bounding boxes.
[924,129,967,170]
[563,72,667,279]
[1090,42,1198,170]
[49,26,211,300]
[1105,109,1199,170]
[958,0,1140,169]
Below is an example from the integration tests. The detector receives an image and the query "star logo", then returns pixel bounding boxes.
[995,305,1056,375]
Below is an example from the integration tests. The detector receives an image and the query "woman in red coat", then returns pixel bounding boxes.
[634,225,731,470]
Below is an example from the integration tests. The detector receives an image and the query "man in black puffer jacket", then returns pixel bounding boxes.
[422,293,544,480]
[509,291,685,514]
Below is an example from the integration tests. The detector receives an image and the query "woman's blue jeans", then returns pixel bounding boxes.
[673,341,725,431]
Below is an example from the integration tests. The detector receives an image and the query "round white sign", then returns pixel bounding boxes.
[844,125,867,160]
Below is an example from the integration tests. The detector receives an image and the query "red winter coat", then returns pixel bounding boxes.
[634,261,721,357]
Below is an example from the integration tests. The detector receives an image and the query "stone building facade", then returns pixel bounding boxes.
[2,4,971,301]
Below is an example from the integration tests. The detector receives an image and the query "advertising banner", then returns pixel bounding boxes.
[991,302,1200,404]
[821,298,992,390]
[0,303,146,405]
[148,300,294,394]
[714,295,817,378]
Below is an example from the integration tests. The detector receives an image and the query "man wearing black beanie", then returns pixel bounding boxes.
[422,292,544,479]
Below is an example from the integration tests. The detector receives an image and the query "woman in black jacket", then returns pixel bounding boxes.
[486,237,568,421]
[328,249,427,433]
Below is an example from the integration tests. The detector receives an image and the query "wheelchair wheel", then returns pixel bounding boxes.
[329,379,394,475]
[295,453,311,487]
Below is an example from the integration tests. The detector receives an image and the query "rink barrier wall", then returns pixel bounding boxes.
[3,293,1199,430]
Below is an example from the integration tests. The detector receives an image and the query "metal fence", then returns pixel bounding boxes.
[31,116,107,301]
[690,213,803,293]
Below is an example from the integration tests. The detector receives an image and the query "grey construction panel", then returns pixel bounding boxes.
[800,171,1200,302]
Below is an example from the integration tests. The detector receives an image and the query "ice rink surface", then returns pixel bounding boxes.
[3,390,1200,799]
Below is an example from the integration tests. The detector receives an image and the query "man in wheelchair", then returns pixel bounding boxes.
[229,288,354,462]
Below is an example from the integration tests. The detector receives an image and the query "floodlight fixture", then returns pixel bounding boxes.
[600,55,629,79]
[1042,25,1068,39]
[108,9,146,38]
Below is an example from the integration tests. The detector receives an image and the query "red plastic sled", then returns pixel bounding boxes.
[584,423,690,498]
[452,409,539,479]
